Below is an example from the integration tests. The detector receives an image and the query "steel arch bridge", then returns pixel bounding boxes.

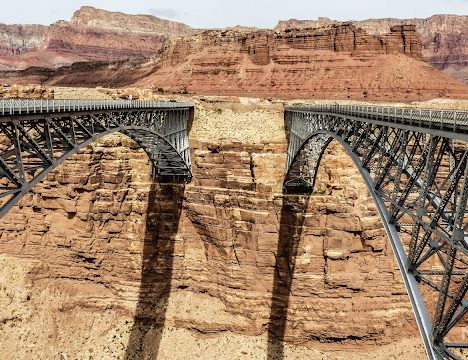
[0,99,194,219]
[284,104,468,360]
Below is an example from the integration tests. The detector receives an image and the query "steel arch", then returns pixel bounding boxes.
[284,106,468,360]
[0,100,194,219]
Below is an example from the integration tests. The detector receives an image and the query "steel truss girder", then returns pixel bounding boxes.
[284,109,468,360]
[0,108,193,219]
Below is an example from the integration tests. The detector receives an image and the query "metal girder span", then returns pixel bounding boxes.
[283,105,468,360]
[0,102,193,219]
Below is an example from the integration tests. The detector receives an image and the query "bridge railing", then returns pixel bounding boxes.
[0,99,194,115]
[287,104,468,131]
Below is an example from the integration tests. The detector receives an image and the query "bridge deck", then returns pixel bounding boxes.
[286,104,468,141]
[0,99,194,117]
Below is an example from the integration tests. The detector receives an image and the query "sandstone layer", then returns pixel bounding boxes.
[276,15,468,83]
[0,6,195,70]
[0,84,53,99]
[0,9,466,87]
[132,25,466,100]
[0,93,435,359]
[2,24,466,101]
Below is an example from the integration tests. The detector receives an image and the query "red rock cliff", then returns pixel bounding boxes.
[0,98,427,358]
[0,6,195,70]
[276,15,468,83]
[130,24,466,100]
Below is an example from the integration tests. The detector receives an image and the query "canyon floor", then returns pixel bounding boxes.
[1,88,467,360]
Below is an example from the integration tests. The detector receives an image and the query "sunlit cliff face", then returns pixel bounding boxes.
[0,95,430,359]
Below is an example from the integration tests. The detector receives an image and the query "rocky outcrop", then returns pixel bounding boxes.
[0,9,466,98]
[0,84,53,99]
[46,22,167,61]
[0,6,195,70]
[0,9,466,86]
[2,23,466,101]
[70,6,193,36]
[276,15,468,83]
[130,24,466,100]
[0,24,49,56]
[0,97,429,359]
[159,24,421,66]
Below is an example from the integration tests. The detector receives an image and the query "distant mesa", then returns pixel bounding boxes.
[275,15,468,84]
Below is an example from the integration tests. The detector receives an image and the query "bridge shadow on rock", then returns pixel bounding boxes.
[124,178,185,360]
[267,108,312,359]
[267,193,311,360]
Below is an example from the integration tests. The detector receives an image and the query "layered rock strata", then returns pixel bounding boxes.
[2,24,466,101]
[276,15,468,83]
[0,6,195,70]
[131,24,466,100]
[0,84,53,99]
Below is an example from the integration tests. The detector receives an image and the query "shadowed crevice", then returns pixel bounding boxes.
[124,106,193,360]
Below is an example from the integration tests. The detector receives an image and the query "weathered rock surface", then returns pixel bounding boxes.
[0,24,49,56]
[0,6,195,70]
[0,84,53,99]
[0,97,428,358]
[2,24,466,101]
[129,24,466,100]
[276,15,468,83]
[0,10,466,100]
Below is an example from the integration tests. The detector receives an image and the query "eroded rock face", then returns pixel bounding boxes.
[0,84,53,99]
[130,24,466,100]
[276,15,468,83]
[0,6,195,70]
[0,100,425,358]
[0,14,466,100]
[70,6,194,36]
[0,24,49,56]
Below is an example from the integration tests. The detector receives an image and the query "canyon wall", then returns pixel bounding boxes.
[0,24,49,55]
[0,9,466,87]
[130,24,466,100]
[3,24,466,101]
[276,15,468,83]
[0,6,195,70]
[0,96,427,359]
[0,9,466,100]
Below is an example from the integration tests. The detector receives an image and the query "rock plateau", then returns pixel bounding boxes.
[276,15,468,83]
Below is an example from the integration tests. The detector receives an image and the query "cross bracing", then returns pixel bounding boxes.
[0,99,194,219]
